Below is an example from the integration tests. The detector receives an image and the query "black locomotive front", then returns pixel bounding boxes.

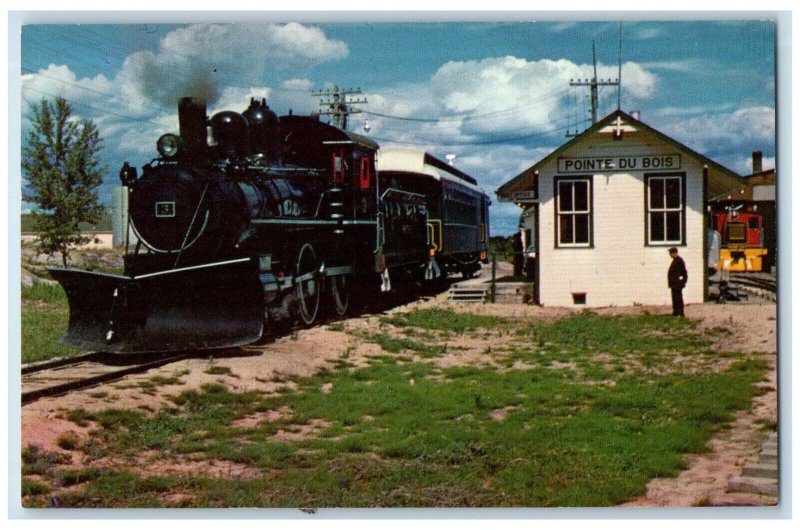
[50,98,286,353]
[49,95,435,353]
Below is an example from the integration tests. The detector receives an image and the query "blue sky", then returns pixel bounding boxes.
[19,18,777,235]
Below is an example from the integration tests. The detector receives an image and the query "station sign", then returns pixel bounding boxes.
[506,190,537,202]
[557,154,681,173]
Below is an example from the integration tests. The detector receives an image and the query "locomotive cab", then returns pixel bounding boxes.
[710,203,768,272]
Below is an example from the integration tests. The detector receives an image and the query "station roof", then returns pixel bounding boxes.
[496,109,745,201]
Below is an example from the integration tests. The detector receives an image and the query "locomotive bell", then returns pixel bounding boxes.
[210,111,249,160]
[119,162,138,186]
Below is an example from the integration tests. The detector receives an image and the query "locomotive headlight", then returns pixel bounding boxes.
[157,134,181,158]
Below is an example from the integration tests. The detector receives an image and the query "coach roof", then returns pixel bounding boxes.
[377,146,485,195]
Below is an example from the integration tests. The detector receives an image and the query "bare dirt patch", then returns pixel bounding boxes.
[230,406,293,429]
[272,418,333,441]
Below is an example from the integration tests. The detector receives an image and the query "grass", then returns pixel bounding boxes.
[27,310,771,508]
[205,366,237,377]
[366,333,444,358]
[380,308,506,333]
[21,283,84,363]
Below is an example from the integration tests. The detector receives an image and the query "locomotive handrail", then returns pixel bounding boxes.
[133,257,252,280]
[173,182,210,268]
[380,187,427,203]
[427,219,442,251]
[242,164,324,177]
[129,210,211,255]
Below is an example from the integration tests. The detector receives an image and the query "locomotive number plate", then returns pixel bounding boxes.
[155,201,176,218]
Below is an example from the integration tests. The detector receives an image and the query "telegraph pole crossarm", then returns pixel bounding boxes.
[569,41,619,125]
[311,86,368,130]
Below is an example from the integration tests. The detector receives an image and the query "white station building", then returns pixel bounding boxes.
[497,110,744,308]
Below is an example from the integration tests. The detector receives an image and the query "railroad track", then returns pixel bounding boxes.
[20,276,458,406]
[21,351,190,405]
[728,272,777,293]
[727,272,778,302]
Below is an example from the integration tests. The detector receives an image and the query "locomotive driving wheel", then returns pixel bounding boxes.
[295,243,321,325]
[329,275,350,318]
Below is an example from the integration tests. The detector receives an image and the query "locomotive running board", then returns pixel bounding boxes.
[48,258,264,354]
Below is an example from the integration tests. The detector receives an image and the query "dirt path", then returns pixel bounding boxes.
[618,301,778,507]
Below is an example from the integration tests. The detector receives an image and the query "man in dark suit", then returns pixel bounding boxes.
[667,247,688,317]
[512,232,523,277]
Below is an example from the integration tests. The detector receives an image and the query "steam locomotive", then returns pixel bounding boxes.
[49,97,490,354]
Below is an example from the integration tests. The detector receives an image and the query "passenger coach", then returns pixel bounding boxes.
[377,147,490,278]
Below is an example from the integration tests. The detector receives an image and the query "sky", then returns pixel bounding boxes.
[17,17,778,235]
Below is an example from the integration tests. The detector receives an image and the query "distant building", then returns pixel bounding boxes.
[496,110,744,307]
[112,186,139,247]
[21,210,114,250]
[715,151,775,202]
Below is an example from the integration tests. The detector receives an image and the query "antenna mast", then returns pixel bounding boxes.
[617,22,623,111]
[569,40,620,126]
[312,86,368,130]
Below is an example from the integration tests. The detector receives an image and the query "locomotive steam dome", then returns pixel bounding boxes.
[210,111,249,159]
[129,165,211,253]
[242,97,281,164]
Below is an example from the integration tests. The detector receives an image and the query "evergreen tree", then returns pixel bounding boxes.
[22,97,106,266]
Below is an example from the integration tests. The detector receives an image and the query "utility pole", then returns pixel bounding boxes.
[311,86,368,130]
[569,41,619,127]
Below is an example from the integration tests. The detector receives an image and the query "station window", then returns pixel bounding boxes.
[555,177,592,247]
[645,173,685,246]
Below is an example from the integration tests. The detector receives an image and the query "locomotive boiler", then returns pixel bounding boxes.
[49,96,489,354]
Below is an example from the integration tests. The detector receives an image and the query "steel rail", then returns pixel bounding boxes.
[21,353,188,406]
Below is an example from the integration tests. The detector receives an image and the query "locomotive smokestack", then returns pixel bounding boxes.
[178,97,208,163]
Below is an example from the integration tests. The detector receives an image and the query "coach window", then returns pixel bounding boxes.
[555,176,592,248]
[645,173,686,246]
[331,150,346,185]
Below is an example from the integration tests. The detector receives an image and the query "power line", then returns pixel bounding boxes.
[369,118,590,147]
[363,106,579,139]
[22,86,167,128]
[363,86,572,124]
[21,66,169,116]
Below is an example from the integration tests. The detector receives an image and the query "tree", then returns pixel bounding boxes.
[22,97,106,266]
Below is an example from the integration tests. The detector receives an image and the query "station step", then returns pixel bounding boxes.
[447,283,535,304]
[447,286,488,303]
[726,431,779,498]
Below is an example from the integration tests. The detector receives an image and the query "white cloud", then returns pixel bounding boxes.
[549,22,578,33]
[633,27,665,40]
[282,78,313,91]
[661,106,775,153]
[210,87,272,116]
[366,56,656,144]
[117,23,348,107]
[21,64,113,117]
[639,59,705,73]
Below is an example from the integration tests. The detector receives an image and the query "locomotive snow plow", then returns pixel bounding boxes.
[48,258,264,354]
